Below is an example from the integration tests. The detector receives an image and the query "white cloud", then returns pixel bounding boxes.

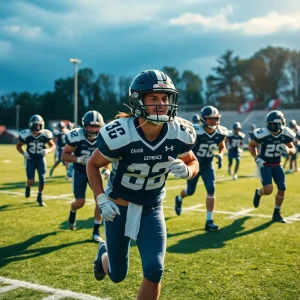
[169,9,300,35]
[1,24,42,38]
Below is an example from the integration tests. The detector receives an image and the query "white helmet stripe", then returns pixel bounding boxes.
[153,69,164,84]
[92,110,97,123]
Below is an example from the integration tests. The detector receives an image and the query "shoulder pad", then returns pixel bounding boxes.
[193,124,201,131]
[216,125,229,136]
[100,118,135,150]
[173,117,197,145]
[19,129,31,140]
[253,127,269,139]
[195,125,206,135]
[282,127,296,139]
[227,130,234,137]
[66,128,85,144]
[239,132,246,139]
[42,129,53,139]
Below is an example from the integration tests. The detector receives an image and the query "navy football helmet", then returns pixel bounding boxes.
[57,121,65,130]
[233,122,242,130]
[289,119,297,129]
[266,110,286,133]
[250,124,256,131]
[199,106,221,130]
[29,114,44,132]
[67,122,75,130]
[129,70,178,124]
[192,114,200,124]
[82,110,105,139]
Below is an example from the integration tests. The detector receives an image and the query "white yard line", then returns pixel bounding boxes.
[226,208,256,219]
[0,277,110,300]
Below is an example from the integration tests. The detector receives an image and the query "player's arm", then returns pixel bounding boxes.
[16,140,25,155]
[87,150,111,196]
[178,150,199,179]
[62,144,78,163]
[218,139,226,157]
[248,139,260,159]
[46,139,56,153]
[285,141,296,155]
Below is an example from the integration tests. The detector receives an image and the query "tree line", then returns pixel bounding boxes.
[1,46,300,129]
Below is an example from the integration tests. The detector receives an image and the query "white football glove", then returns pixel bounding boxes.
[278,144,288,154]
[101,168,111,180]
[76,155,89,165]
[167,156,192,179]
[40,149,49,156]
[255,157,265,168]
[23,152,31,159]
[96,193,120,221]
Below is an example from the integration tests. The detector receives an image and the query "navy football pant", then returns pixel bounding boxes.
[186,163,216,195]
[104,202,166,283]
[26,158,46,184]
[259,165,286,190]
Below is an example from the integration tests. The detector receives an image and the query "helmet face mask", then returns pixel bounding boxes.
[129,70,178,124]
[82,110,105,139]
[29,115,44,133]
[266,110,285,134]
[200,106,221,130]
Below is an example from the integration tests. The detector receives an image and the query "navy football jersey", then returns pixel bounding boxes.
[19,129,53,160]
[55,130,69,149]
[193,125,229,164]
[97,117,196,205]
[227,130,245,152]
[65,128,98,173]
[253,127,295,164]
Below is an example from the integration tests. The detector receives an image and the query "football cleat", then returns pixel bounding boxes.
[37,193,46,206]
[205,220,219,231]
[25,186,30,198]
[68,221,76,230]
[94,241,107,281]
[272,213,286,223]
[253,188,261,208]
[174,195,182,216]
[92,233,103,243]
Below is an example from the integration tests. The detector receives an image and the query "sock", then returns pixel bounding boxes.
[274,206,281,214]
[69,210,76,224]
[38,191,42,195]
[177,195,182,202]
[93,222,101,234]
[206,211,213,221]
[257,189,261,196]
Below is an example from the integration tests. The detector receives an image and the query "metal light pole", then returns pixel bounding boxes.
[69,58,81,127]
[15,105,21,131]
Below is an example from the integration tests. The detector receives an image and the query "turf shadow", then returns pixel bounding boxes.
[167,216,273,254]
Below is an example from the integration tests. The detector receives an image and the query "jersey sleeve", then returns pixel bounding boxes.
[65,129,81,147]
[96,132,123,160]
[18,129,30,143]
[44,129,53,141]
[252,128,268,143]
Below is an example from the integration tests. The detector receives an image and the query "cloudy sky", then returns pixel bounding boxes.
[1,0,300,94]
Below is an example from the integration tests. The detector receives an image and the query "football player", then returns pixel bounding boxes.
[174,106,228,231]
[16,114,56,206]
[226,122,245,180]
[87,70,199,300]
[49,121,69,178]
[248,110,296,223]
[62,111,110,242]
[66,122,75,179]
[285,119,300,173]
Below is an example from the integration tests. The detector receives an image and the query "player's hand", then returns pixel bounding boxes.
[215,154,223,169]
[101,168,111,180]
[167,156,192,179]
[40,149,49,156]
[96,193,120,221]
[76,155,89,165]
[23,152,31,159]
[255,157,265,168]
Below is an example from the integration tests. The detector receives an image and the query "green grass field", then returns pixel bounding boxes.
[0,145,300,300]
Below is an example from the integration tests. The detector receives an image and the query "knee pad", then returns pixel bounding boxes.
[144,265,163,283]
[205,181,215,195]
[276,182,286,191]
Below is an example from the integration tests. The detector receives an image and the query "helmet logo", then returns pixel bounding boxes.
[135,109,141,116]
[153,84,168,88]
[132,92,139,99]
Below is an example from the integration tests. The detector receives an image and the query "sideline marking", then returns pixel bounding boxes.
[0,277,110,300]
